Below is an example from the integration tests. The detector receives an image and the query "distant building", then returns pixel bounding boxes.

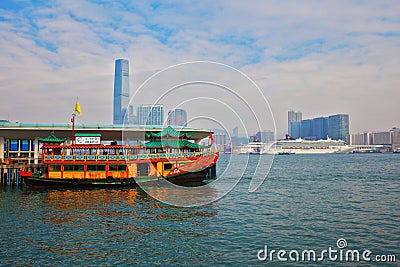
[289,113,350,143]
[137,105,164,126]
[350,132,370,145]
[167,109,187,127]
[350,128,400,151]
[371,131,392,145]
[255,130,275,143]
[290,121,301,139]
[312,117,328,140]
[327,114,349,143]
[300,119,312,139]
[214,133,230,152]
[113,59,130,125]
[126,105,137,125]
[232,127,239,138]
[288,110,302,135]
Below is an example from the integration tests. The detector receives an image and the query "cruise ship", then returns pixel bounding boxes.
[264,138,354,154]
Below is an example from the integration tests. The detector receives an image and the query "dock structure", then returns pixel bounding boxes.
[0,164,45,187]
[0,122,216,187]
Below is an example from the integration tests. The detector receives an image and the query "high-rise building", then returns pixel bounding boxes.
[290,121,301,139]
[113,59,130,125]
[289,113,350,142]
[137,105,164,126]
[311,117,328,140]
[300,119,312,139]
[288,110,302,135]
[327,114,349,142]
[167,109,187,127]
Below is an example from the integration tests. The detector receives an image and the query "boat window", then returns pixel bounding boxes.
[87,165,106,171]
[164,163,173,170]
[108,165,127,171]
[64,165,84,171]
[50,165,61,171]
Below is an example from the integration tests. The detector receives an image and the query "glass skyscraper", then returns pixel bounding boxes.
[137,105,164,126]
[167,109,187,126]
[288,110,302,135]
[327,114,349,142]
[113,59,130,125]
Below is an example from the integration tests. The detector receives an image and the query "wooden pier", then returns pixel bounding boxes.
[0,164,45,187]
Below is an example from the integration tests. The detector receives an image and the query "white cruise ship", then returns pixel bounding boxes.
[263,138,354,154]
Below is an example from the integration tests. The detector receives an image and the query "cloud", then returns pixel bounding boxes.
[0,0,399,134]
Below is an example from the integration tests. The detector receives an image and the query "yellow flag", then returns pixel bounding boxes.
[75,99,82,115]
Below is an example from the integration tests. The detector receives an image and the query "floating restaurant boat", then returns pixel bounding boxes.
[20,126,218,188]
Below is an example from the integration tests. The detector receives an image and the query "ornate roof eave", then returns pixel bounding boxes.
[145,126,194,139]
[38,132,67,143]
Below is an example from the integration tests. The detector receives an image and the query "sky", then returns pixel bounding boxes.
[0,0,399,136]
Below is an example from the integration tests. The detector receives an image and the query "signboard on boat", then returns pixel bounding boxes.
[75,133,101,145]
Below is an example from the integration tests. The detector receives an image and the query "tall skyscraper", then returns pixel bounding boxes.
[113,59,130,125]
[137,104,164,125]
[312,117,328,140]
[327,114,349,142]
[288,110,302,135]
[167,109,187,126]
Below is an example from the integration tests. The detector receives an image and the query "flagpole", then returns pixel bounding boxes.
[71,110,76,145]
[71,97,78,145]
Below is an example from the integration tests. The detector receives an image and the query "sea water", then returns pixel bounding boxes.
[0,154,399,266]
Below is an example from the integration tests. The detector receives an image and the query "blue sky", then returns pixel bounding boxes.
[0,0,399,135]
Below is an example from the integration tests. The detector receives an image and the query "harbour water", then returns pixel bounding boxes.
[0,154,399,266]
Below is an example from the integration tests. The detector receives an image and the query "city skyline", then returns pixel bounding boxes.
[0,1,399,134]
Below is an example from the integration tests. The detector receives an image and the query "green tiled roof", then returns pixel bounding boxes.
[38,132,66,143]
[145,125,194,138]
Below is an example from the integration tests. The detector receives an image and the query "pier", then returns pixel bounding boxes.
[0,163,44,187]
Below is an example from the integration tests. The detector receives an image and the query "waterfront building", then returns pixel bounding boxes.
[300,119,312,139]
[113,59,130,125]
[289,113,350,143]
[167,109,187,127]
[350,132,370,145]
[290,121,301,139]
[312,117,328,140]
[327,114,350,143]
[137,105,164,126]
[391,128,400,150]
[372,131,392,145]
[350,128,400,151]
[288,110,302,135]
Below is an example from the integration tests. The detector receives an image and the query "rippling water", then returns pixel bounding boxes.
[1,154,399,266]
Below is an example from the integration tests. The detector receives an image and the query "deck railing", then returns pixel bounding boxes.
[43,151,217,162]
